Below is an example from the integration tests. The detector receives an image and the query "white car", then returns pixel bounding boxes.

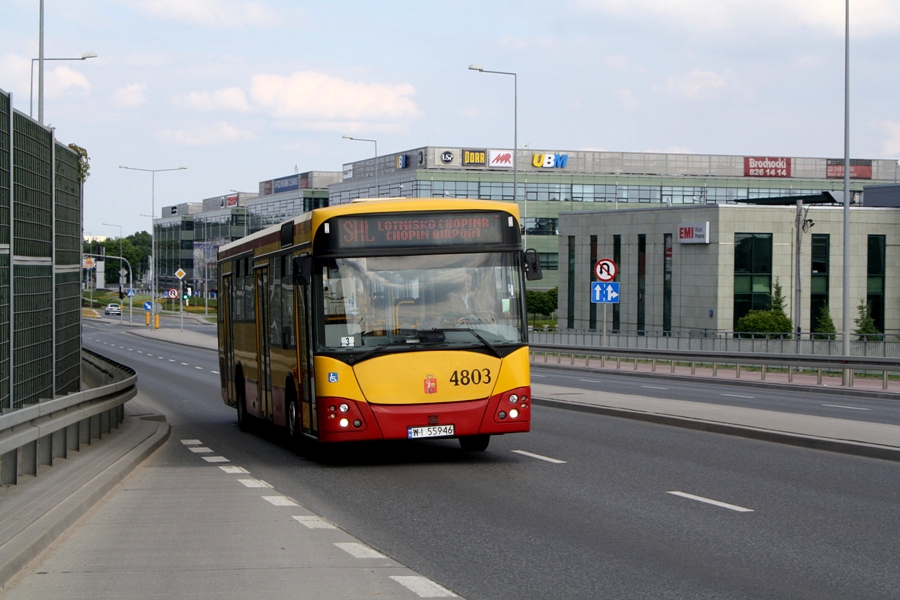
[104,303,122,316]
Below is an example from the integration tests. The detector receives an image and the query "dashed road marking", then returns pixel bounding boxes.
[238,478,272,488]
[189,447,213,453]
[667,491,753,512]
[181,439,202,445]
[293,515,336,529]
[641,385,669,390]
[722,393,755,399]
[263,495,299,507]
[389,576,457,597]
[202,456,230,463]
[335,542,385,559]
[219,466,249,474]
[822,404,871,411]
[512,450,566,464]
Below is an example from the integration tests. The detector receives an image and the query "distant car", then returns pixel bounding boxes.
[104,303,122,316]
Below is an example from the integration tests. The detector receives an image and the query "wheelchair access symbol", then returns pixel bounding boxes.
[591,282,620,304]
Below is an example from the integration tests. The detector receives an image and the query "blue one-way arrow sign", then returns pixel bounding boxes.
[590,282,620,304]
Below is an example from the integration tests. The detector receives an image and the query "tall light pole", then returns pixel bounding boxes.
[343,135,378,196]
[469,64,520,244]
[31,52,97,120]
[120,166,187,325]
[102,222,124,322]
[842,0,852,366]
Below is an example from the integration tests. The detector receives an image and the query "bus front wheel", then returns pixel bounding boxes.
[459,434,490,452]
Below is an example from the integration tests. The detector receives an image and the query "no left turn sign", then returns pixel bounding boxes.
[594,258,617,282]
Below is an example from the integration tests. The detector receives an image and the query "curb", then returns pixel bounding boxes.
[533,397,900,463]
[0,416,170,588]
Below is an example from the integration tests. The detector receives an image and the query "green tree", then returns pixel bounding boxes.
[67,143,90,182]
[812,303,836,340]
[526,290,553,317]
[853,300,881,341]
[770,278,788,316]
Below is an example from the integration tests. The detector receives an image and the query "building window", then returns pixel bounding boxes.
[637,234,646,334]
[810,234,830,333]
[733,233,773,329]
[867,234,885,333]
[613,235,621,332]
[567,237,575,329]
[589,235,597,330]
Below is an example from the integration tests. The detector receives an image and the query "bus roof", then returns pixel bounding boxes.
[218,197,521,256]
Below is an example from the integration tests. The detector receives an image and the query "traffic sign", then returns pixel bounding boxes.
[594,258,617,282]
[591,282,620,304]
[143,301,153,311]
[168,288,179,299]
[127,289,136,298]
[175,268,186,280]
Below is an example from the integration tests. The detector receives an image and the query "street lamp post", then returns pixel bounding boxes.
[342,135,378,196]
[120,166,187,327]
[469,64,520,243]
[102,222,124,322]
[31,52,97,121]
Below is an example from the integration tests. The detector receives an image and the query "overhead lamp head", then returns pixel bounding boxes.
[81,52,98,59]
[468,64,484,72]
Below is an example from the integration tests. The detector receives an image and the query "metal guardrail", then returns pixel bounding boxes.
[529,343,900,391]
[0,350,137,486]
[531,330,900,358]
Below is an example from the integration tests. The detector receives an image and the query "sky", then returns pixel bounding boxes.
[2,0,899,238]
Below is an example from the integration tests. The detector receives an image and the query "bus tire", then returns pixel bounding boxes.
[237,377,251,433]
[286,388,302,451]
[459,434,490,452]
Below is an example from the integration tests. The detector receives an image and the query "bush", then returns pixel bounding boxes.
[736,309,793,338]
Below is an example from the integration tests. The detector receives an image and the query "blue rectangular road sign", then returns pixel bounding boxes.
[591,282,620,303]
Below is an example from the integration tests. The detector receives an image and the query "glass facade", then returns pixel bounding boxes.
[734,233,773,329]
[867,235,886,333]
[810,234,830,333]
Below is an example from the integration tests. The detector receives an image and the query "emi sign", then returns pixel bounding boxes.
[591,282,620,303]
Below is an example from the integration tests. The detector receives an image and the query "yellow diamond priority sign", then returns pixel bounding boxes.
[175,268,186,280]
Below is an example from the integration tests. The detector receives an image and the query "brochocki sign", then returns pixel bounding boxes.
[744,156,792,178]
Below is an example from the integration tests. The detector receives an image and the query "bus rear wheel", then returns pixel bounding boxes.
[459,434,490,452]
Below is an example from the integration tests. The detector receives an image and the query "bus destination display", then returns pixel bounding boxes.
[330,212,508,249]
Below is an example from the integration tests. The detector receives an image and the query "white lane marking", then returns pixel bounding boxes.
[641,385,669,390]
[722,393,755,399]
[137,350,143,354]
[202,456,230,463]
[195,366,203,370]
[293,516,336,529]
[181,362,189,366]
[219,466,249,474]
[389,576,457,598]
[335,543,385,559]
[127,348,133,351]
[159,356,165,359]
[238,478,272,488]
[181,439,202,445]
[189,447,213,453]
[667,491,753,512]
[822,404,871,411]
[263,496,299,507]
[147,354,154,357]
[578,378,603,383]
[532,374,547,378]
[211,370,220,374]
[512,450,566,464]
[169,359,175,362]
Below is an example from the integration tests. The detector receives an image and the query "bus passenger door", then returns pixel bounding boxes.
[255,266,273,420]
[295,265,316,435]
[222,274,235,405]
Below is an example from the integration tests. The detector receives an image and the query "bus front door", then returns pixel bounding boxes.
[222,274,235,405]
[295,268,315,436]
[255,266,273,420]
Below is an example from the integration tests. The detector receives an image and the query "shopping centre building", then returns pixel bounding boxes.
[153,146,899,334]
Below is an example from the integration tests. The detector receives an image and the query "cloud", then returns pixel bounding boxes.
[112,83,148,108]
[574,0,900,38]
[131,0,279,27]
[614,88,639,110]
[250,71,421,127]
[874,119,900,156]
[155,121,255,145]
[176,87,252,112]
[652,69,728,100]
[41,66,91,99]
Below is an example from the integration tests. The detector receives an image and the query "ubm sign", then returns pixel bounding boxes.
[678,221,709,244]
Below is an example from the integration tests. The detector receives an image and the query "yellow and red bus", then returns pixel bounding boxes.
[217,198,541,451]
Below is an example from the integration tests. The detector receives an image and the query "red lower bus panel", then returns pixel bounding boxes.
[316,387,531,442]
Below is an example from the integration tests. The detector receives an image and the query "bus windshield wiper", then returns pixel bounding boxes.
[429,328,501,359]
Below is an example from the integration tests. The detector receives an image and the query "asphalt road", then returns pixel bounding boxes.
[72,322,900,599]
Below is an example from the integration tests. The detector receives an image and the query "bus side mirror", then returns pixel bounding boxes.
[524,249,543,281]
[293,255,312,286]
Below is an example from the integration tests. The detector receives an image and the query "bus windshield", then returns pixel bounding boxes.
[316,251,525,351]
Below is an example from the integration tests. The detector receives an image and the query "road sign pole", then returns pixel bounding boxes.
[180,280,184,332]
[603,304,608,348]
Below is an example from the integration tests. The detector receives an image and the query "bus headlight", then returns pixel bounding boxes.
[509,409,519,419]
[339,403,350,413]
[509,394,519,404]
[339,418,349,428]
